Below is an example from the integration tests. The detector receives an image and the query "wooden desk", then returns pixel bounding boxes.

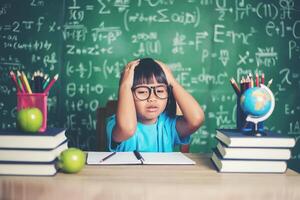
[1,154,299,200]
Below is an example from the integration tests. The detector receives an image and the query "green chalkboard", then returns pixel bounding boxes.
[0,0,300,169]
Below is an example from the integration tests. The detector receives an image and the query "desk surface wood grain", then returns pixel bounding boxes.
[1,154,299,200]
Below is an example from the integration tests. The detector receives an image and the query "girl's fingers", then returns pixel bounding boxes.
[125,59,140,71]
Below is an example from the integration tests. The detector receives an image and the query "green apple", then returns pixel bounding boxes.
[58,148,86,173]
[17,107,43,133]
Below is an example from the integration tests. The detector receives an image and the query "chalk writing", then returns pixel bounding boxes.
[0,0,299,156]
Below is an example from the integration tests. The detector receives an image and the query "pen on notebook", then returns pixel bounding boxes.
[99,152,116,163]
[133,150,144,163]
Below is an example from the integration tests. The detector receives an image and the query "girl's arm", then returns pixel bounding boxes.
[112,60,139,143]
[156,60,205,138]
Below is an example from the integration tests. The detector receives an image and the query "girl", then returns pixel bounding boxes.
[106,58,205,152]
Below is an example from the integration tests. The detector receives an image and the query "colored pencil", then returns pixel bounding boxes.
[267,79,273,87]
[9,71,21,93]
[21,71,32,94]
[230,78,241,95]
[44,74,59,94]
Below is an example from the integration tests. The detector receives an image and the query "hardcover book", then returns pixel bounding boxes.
[216,142,292,160]
[0,128,67,149]
[211,150,287,173]
[0,160,58,176]
[216,129,296,148]
[0,140,68,162]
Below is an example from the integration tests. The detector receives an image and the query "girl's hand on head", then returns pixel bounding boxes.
[155,60,176,86]
[121,59,140,87]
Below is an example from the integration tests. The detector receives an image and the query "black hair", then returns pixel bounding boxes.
[133,58,176,117]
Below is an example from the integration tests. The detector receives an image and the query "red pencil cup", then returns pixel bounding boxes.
[17,93,47,132]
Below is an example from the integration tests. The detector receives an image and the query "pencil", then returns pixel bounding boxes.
[9,71,21,93]
[267,79,273,87]
[245,76,251,89]
[43,77,50,90]
[240,77,246,93]
[99,152,116,163]
[21,71,32,94]
[17,71,27,93]
[44,74,59,94]
[261,73,265,85]
[255,73,259,87]
[249,73,254,88]
[230,78,241,95]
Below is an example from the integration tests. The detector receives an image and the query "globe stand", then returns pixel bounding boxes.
[245,84,275,136]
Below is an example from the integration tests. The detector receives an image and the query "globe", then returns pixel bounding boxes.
[240,87,272,117]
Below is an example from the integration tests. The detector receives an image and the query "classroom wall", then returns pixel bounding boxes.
[0,0,299,161]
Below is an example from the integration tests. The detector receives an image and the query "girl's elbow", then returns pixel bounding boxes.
[113,123,136,142]
[190,111,205,130]
[121,124,136,138]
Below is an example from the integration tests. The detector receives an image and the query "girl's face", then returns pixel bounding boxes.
[132,77,168,124]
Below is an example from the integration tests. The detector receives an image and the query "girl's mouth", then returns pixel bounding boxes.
[146,105,159,112]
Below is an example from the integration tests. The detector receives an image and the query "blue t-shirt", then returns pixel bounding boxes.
[106,112,190,152]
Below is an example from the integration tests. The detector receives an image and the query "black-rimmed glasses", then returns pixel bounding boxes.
[132,85,169,101]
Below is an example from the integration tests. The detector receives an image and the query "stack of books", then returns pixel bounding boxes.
[0,128,67,176]
[212,129,296,173]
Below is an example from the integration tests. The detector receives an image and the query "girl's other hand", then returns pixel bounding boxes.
[155,60,176,86]
[121,59,140,87]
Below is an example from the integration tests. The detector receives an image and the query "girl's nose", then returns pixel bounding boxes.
[147,91,157,102]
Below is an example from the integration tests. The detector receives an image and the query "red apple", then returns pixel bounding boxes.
[17,107,43,133]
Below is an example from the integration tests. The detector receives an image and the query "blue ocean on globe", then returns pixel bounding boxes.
[240,87,272,117]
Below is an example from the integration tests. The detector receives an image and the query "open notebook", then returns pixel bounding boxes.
[87,152,196,165]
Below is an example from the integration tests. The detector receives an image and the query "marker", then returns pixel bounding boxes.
[9,71,21,93]
[21,71,32,94]
[44,74,59,94]
[230,78,240,95]
[99,152,116,163]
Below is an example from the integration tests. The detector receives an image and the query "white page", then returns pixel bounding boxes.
[87,152,140,165]
[141,152,195,165]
